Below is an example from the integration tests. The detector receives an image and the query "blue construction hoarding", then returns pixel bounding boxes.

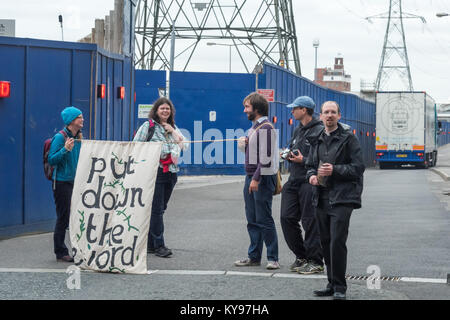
[4,34,445,237]
[0,36,134,236]
[438,121,450,147]
[135,63,376,175]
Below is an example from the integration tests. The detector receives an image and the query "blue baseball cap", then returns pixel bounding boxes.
[287,96,316,109]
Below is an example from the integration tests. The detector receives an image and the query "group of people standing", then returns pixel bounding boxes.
[48,91,364,300]
[235,92,365,300]
[48,98,187,263]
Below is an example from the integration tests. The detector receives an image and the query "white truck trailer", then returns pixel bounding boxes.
[375,91,438,169]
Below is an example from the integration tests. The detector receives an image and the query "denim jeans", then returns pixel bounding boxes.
[243,174,279,262]
[148,168,177,250]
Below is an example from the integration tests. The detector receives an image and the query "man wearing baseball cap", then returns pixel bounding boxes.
[280,96,325,275]
[48,106,84,262]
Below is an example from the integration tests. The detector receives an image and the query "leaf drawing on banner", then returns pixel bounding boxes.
[109,267,125,273]
[115,208,139,232]
[111,152,124,164]
[76,210,86,242]
[117,181,126,194]
[104,179,126,194]
[104,179,120,189]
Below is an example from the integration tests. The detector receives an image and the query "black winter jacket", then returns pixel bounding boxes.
[306,123,365,209]
[287,117,324,184]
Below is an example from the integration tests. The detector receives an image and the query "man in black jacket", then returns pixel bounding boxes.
[306,101,365,300]
[280,96,324,275]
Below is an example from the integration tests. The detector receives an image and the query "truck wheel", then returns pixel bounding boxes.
[379,162,390,169]
[420,156,429,169]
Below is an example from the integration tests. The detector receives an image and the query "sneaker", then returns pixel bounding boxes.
[297,262,324,274]
[154,246,172,258]
[147,247,156,254]
[266,261,280,270]
[290,258,307,272]
[234,258,261,267]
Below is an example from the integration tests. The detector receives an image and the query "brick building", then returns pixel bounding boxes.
[314,54,351,92]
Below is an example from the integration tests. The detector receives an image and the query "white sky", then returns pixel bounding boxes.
[1,0,450,102]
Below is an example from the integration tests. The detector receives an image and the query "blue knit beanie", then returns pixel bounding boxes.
[61,106,82,125]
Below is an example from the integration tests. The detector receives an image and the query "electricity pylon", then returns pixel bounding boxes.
[134,0,301,75]
[366,0,425,91]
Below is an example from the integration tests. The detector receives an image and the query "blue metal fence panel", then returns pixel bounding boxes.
[134,70,166,130]
[261,63,376,167]
[438,121,450,147]
[171,71,255,175]
[122,60,133,140]
[0,36,134,236]
[72,50,94,138]
[0,44,26,228]
[24,46,74,224]
[113,59,124,141]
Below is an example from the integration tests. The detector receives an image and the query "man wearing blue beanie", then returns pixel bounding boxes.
[47,106,83,262]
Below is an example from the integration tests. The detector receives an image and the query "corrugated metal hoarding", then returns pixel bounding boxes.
[0,36,133,236]
[135,63,376,175]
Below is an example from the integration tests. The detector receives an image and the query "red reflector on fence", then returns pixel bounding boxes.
[118,86,125,99]
[0,81,11,98]
[97,84,105,99]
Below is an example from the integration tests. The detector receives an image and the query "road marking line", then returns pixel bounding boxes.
[0,268,447,284]
[273,273,327,279]
[400,277,446,284]
[0,268,67,273]
[226,271,273,277]
[153,270,226,276]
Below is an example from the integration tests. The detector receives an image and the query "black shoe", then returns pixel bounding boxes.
[56,255,74,263]
[313,288,334,297]
[333,292,346,300]
[147,247,156,254]
[155,246,172,257]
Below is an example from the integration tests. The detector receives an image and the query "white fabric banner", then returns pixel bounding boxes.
[69,140,162,274]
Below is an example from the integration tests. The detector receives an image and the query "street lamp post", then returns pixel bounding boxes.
[207,42,232,72]
[207,42,252,73]
[312,38,320,80]
[58,15,64,41]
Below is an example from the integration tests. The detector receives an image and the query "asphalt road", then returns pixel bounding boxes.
[0,164,449,302]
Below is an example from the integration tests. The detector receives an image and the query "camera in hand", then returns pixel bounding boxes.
[280,148,300,160]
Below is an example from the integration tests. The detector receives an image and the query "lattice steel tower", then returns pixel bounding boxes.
[367,0,425,91]
[134,0,301,74]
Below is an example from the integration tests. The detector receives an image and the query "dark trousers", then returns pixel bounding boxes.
[52,181,73,258]
[316,199,353,294]
[148,168,177,250]
[243,174,278,262]
[280,181,323,265]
